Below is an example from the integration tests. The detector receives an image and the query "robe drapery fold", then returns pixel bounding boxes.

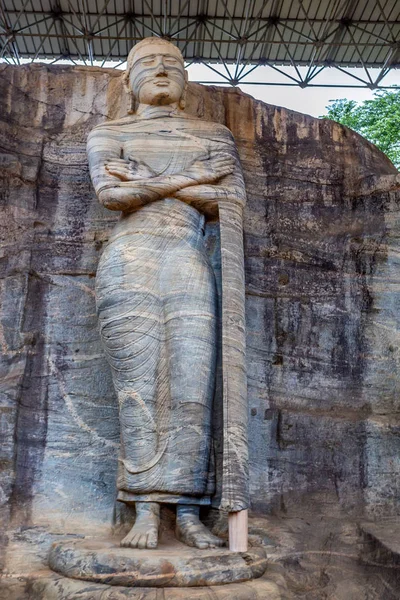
[88,112,248,512]
[219,200,248,511]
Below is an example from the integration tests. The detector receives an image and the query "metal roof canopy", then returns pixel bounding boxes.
[0,0,399,89]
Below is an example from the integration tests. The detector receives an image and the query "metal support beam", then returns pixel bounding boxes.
[0,0,397,90]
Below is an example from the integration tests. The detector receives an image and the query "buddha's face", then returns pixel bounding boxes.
[129,41,186,106]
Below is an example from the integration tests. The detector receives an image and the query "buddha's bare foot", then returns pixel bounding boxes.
[176,505,224,550]
[120,502,160,549]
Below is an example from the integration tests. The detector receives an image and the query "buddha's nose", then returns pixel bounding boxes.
[155,59,167,76]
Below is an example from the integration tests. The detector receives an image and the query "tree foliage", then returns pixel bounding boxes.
[321,89,400,170]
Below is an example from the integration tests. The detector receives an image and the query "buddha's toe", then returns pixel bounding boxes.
[176,518,224,549]
[120,530,136,547]
[120,507,160,549]
[192,530,224,549]
[137,534,148,549]
[121,526,159,549]
[131,534,142,548]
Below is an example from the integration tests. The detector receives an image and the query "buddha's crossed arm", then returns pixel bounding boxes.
[173,158,246,215]
[87,127,235,212]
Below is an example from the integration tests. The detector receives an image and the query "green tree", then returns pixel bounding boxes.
[321,89,400,170]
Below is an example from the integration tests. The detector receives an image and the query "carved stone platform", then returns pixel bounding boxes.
[32,571,284,600]
[48,536,268,588]
[360,519,400,589]
[360,519,400,563]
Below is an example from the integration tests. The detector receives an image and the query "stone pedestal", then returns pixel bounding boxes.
[360,519,400,589]
[48,536,267,588]
[32,572,283,600]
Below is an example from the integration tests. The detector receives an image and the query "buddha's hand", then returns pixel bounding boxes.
[184,152,236,184]
[104,157,157,181]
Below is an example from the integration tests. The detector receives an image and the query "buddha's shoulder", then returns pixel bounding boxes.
[88,114,233,138]
[178,114,230,130]
[175,116,234,139]
[88,115,138,137]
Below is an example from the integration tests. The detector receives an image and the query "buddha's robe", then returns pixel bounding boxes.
[87,112,247,508]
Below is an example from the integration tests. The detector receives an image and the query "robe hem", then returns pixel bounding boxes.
[117,491,211,505]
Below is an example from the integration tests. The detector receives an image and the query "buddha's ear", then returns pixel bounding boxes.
[123,69,137,114]
[179,71,189,110]
[127,90,137,114]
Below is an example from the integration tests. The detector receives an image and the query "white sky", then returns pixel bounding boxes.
[186,63,400,117]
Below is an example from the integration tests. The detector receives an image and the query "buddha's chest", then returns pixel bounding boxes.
[121,126,211,176]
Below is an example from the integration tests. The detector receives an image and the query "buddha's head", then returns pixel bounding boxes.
[123,37,187,113]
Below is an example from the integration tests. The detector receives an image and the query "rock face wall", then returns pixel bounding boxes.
[1,64,400,561]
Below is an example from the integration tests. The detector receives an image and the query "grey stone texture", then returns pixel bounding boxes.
[1,62,400,597]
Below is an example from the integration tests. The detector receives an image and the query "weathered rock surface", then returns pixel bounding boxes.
[1,63,400,597]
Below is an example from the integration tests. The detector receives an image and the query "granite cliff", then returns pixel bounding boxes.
[1,63,400,598]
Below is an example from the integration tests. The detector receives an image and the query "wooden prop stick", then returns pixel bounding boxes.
[218,199,249,553]
[229,509,248,552]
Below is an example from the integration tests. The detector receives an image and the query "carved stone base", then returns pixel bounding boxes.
[32,572,283,599]
[48,537,267,588]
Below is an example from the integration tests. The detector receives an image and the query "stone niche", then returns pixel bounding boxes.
[1,64,400,598]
